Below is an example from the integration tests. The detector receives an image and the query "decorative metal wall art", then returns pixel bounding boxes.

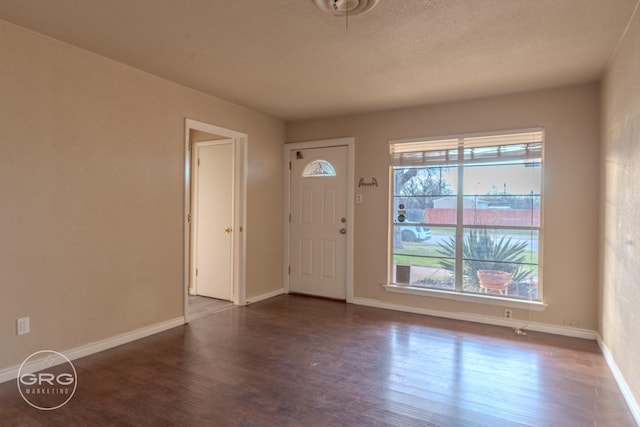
[358,177,378,188]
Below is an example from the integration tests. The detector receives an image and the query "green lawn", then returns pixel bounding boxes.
[393,254,444,268]
[394,241,539,270]
[394,242,449,268]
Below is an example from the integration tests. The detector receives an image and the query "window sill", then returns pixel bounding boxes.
[383,284,548,311]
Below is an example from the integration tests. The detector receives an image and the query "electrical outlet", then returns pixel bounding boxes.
[356,194,363,204]
[504,309,513,320]
[17,317,30,335]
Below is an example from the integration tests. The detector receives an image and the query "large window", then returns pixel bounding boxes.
[389,129,543,301]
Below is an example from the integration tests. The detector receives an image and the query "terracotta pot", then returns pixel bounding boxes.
[477,270,512,290]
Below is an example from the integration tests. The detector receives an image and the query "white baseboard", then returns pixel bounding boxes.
[245,288,286,304]
[597,334,640,426]
[0,316,185,384]
[351,297,597,340]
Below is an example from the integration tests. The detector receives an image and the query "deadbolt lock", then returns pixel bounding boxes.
[224,227,232,234]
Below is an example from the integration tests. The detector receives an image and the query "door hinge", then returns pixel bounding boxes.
[198,158,200,166]
[289,213,291,223]
[188,213,191,223]
[189,141,193,151]
[289,161,292,170]
[288,266,291,275]
[195,268,199,276]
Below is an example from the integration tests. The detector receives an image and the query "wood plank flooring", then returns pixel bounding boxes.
[188,295,233,321]
[0,295,635,426]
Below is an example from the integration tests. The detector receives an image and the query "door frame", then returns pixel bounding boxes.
[184,119,247,319]
[283,137,355,302]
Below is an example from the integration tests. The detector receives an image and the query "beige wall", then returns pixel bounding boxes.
[0,20,284,370]
[287,83,601,329]
[601,7,640,409]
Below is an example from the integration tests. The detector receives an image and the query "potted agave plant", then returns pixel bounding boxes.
[437,229,530,293]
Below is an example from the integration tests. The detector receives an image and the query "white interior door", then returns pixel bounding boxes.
[290,146,348,299]
[193,140,234,301]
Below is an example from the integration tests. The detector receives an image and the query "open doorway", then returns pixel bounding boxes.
[184,119,247,321]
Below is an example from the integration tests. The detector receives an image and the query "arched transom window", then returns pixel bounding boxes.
[302,159,336,177]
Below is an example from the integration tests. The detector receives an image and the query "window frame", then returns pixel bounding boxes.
[387,128,545,308]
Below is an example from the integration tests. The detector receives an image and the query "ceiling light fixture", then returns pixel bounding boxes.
[311,0,379,17]
[311,0,379,29]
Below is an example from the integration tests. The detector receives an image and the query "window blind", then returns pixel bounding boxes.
[390,130,543,167]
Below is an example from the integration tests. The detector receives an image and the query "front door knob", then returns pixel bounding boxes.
[224,227,232,234]
[339,228,347,234]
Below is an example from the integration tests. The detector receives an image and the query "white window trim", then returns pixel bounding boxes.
[383,284,547,311]
[388,127,545,305]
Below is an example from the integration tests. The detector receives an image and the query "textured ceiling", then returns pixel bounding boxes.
[0,0,637,121]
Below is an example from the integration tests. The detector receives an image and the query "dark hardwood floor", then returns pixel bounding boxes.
[0,295,635,426]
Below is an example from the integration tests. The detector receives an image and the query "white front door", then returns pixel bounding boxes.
[192,140,234,301]
[289,146,348,300]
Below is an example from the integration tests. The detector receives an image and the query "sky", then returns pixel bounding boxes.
[443,162,541,195]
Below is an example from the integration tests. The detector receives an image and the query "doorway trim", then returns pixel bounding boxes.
[184,119,247,320]
[284,137,355,302]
